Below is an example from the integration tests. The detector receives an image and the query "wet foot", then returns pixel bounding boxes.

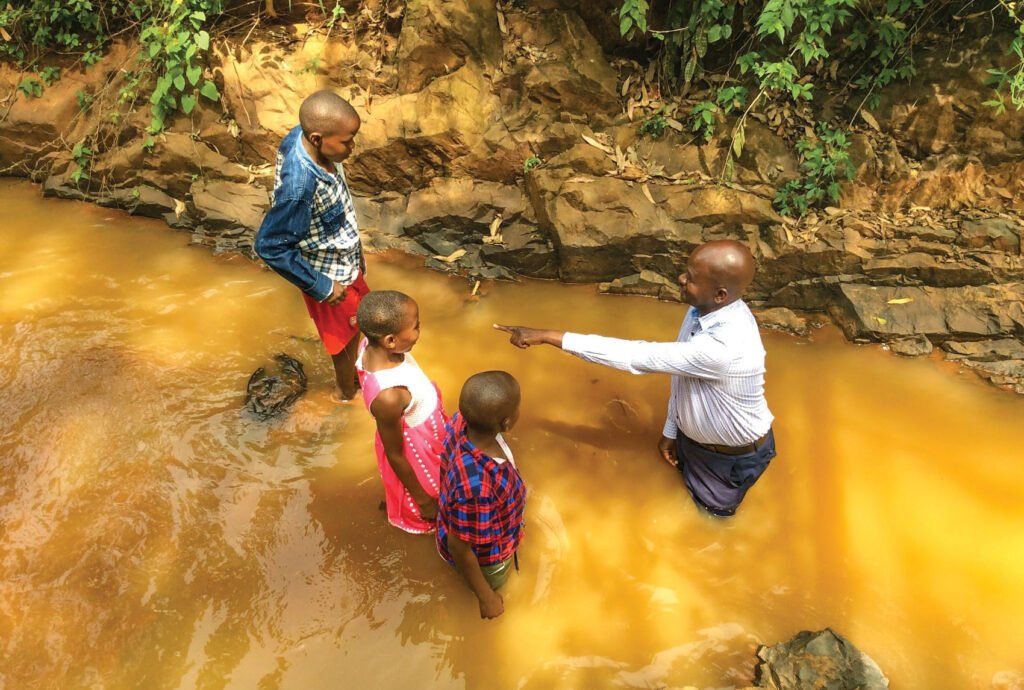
[329,391,361,405]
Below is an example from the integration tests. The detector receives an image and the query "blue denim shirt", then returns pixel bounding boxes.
[254,126,362,302]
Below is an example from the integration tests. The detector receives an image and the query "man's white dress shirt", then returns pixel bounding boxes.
[561,299,773,447]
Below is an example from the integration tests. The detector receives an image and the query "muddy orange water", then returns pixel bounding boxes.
[2,178,1023,690]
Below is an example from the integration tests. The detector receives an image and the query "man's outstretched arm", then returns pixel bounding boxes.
[492,324,564,349]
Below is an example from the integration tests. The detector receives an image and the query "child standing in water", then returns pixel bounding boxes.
[436,371,525,619]
[355,291,448,533]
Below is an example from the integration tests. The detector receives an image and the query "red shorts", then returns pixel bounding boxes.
[302,272,370,355]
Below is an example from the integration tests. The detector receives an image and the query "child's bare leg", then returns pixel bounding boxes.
[331,337,360,400]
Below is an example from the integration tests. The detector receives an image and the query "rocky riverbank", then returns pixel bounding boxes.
[1,0,1021,392]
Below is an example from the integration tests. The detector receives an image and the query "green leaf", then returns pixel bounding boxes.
[173,74,185,91]
[187,64,202,86]
[181,93,197,114]
[708,25,722,43]
[195,30,210,51]
[619,14,633,36]
[199,80,219,101]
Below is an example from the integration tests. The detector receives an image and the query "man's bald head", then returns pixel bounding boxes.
[460,371,520,433]
[692,240,755,294]
[299,90,358,137]
[680,240,756,314]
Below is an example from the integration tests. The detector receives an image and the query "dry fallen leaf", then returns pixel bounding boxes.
[887,298,914,305]
[641,183,656,205]
[874,316,888,325]
[434,249,466,263]
[173,199,186,220]
[621,74,632,97]
[471,280,481,296]
[496,4,506,34]
[0,26,11,42]
[581,134,612,153]
[488,215,502,237]
[860,110,881,131]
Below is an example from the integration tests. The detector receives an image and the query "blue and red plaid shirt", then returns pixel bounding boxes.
[436,413,526,567]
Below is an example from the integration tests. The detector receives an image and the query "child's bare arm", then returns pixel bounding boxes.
[370,387,438,520]
[447,534,504,619]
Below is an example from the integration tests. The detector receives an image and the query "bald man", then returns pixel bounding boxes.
[495,241,775,517]
[255,90,367,401]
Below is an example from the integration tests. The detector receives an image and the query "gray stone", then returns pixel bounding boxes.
[754,307,811,337]
[890,334,934,356]
[755,628,889,690]
[942,339,1024,361]
[959,218,1021,252]
[190,179,270,234]
[599,270,681,301]
[863,252,991,287]
[829,283,1024,340]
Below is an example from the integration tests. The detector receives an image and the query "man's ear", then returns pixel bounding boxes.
[308,131,323,147]
[715,287,729,303]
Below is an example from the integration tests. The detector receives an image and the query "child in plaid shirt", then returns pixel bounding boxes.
[255,90,367,401]
[436,371,525,619]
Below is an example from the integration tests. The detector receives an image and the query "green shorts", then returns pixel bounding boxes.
[479,556,514,591]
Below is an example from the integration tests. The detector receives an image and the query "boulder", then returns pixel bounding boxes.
[599,270,682,301]
[753,307,810,337]
[498,10,619,124]
[190,179,270,233]
[754,629,888,690]
[735,121,800,186]
[942,339,1024,361]
[396,0,501,94]
[958,218,1021,253]
[345,63,505,193]
[862,252,992,287]
[829,283,1024,341]
[890,334,934,356]
[527,169,777,281]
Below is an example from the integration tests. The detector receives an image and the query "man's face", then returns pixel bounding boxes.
[314,114,360,163]
[678,251,719,313]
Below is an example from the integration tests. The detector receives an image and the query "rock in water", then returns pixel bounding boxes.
[245,353,307,419]
[755,628,889,690]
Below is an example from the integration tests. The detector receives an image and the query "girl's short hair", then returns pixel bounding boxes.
[356,290,412,339]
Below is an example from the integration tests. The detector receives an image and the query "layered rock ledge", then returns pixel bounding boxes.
[1,1,1021,392]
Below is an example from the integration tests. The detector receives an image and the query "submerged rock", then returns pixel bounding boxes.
[245,353,307,419]
[755,628,889,690]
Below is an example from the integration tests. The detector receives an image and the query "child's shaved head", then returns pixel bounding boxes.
[357,290,412,339]
[460,371,520,432]
[299,90,358,136]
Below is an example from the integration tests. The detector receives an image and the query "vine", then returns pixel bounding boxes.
[0,0,224,138]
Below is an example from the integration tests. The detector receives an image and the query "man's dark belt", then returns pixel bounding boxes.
[691,431,771,456]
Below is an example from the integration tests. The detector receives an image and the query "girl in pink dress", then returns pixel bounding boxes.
[355,290,448,533]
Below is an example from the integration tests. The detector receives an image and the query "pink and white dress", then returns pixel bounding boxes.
[356,340,448,533]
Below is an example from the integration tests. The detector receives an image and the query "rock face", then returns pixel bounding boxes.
[1,0,1022,393]
[754,629,889,690]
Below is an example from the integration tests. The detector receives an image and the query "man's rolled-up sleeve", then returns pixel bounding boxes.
[254,198,333,302]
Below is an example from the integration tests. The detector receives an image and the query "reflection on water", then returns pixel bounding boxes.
[1,178,1023,689]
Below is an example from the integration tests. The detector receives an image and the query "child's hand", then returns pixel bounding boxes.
[479,590,504,619]
[325,281,348,305]
[417,496,438,522]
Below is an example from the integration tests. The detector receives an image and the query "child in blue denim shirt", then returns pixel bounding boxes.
[255,90,367,401]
